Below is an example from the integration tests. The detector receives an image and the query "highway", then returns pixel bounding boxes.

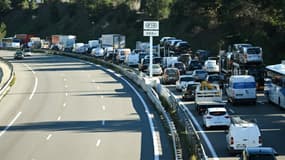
[0,50,172,160]
[167,85,285,160]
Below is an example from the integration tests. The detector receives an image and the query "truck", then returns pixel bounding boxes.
[195,82,225,115]
[51,35,76,51]
[219,49,265,90]
[14,34,34,47]
[100,34,125,49]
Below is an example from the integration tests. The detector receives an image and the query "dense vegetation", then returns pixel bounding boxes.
[1,0,285,64]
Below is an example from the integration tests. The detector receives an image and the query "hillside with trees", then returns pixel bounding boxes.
[1,0,285,64]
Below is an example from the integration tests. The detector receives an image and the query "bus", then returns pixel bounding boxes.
[265,60,285,109]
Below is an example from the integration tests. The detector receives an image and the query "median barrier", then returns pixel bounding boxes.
[0,57,14,101]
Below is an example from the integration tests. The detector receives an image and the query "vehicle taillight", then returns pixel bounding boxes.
[259,136,262,144]
[230,137,234,145]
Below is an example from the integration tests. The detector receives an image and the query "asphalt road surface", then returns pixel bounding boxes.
[0,50,172,160]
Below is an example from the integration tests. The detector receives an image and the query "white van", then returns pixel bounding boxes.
[226,75,256,104]
[226,117,262,153]
[116,48,131,63]
[126,53,139,67]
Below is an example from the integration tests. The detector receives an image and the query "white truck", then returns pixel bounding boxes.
[195,82,225,115]
[51,35,76,51]
[100,34,126,49]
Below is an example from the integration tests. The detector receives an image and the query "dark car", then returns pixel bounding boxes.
[14,50,24,59]
[161,68,180,84]
[182,82,200,101]
[188,60,202,71]
[240,147,278,160]
[172,62,186,75]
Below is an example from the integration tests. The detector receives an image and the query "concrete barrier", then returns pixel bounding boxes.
[0,57,14,101]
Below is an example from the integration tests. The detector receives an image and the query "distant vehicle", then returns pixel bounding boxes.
[23,48,32,56]
[265,60,285,109]
[138,58,150,72]
[176,75,195,91]
[202,107,231,129]
[115,48,131,63]
[101,34,125,49]
[239,147,278,160]
[91,47,104,57]
[126,53,139,67]
[161,68,180,84]
[226,75,256,105]
[195,82,224,114]
[174,41,191,53]
[147,64,163,76]
[188,59,202,71]
[171,61,186,75]
[178,53,191,67]
[204,60,219,73]
[182,82,200,101]
[159,37,176,46]
[195,50,210,63]
[192,69,208,82]
[14,50,24,59]
[206,74,223,87]
[238,47,263,64]
[226,116,262,153]
[162,56,178,69]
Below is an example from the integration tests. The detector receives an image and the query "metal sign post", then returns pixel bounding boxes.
[143,21,159,77]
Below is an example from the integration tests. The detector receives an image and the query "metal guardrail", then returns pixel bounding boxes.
[0,57,14,100]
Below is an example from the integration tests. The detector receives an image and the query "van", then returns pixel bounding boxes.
[226,117,262,154]
[238,46,263,64]
[126,53,139,67]
[226,75,256,104]
[116,48,131,63]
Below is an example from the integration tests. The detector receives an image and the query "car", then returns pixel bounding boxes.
[206,74,223,87]
[226,116,262,153]
[192,69,208,82]
[171,61,186,75]
[161,68,180,84]
[23,48,32,56]
[239,147,278,160]
[176,75,195,91]
[174,41,191,53]
[147,64,163,76]
[188,59,202,71]
[204,60,219,73]
[182,82,200,101]
[202,107,231,129]
[138,58,150,72]
[14,50,24,59]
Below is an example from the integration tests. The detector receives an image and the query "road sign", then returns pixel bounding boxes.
[144,30,159,37]
[144,21,159,30]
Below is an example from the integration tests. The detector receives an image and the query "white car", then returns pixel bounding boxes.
[204,60,219,73]
[203,107,230,129]
[23,48,32,56]
[147,64,163,76]
[176,75,195,91]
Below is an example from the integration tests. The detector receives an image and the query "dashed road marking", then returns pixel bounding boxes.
[0,112,22,137]
[96,139,101,147]
[57,116,61,121]
[46,134,52,140]
[102,105,106,111]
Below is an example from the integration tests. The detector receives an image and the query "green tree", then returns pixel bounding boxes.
[145,0,173,19]
[0,22,7,39]
[0,0,11,12]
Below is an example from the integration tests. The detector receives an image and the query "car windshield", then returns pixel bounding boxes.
[181,77,194,81]
[208,76,219,82]
[166,69,178,75]
[249,154,276,160]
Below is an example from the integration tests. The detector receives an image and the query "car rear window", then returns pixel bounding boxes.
[247,48,261,54]
[209,111,226,116]
[166,69,178,75]
[181,77,194,81]
[196,70,206,74]
[249,154,276,160]
[232,82,256,89]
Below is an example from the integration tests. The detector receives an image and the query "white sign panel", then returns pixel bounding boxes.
[144,30,159,37]
[144,21,159,30]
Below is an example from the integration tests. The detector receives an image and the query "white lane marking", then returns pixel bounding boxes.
[65,93,68,96]
[46,134,52,140]
[181,102,219,160]
[260,128,281,132]
[57,116,61,121]
[24,64,38,100]
[0,112,22,137]
[102,120,105,126]
[102,105,106,111]
[63,103,67,107]
[100,95,104,99]
[63,78,67,82]
[96,139,101,147]
[97,86,100,90]
[64,85,68,88]
[29,77,38,100]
